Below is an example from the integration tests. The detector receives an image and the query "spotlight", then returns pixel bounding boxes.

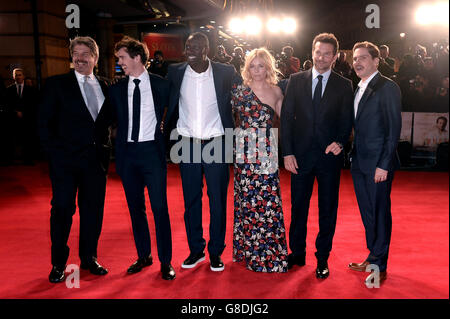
[244,16,262,35]
[282,18,296,34]
[267,18,282,33]
[229,18,244,34]
[400,32,406,38]
[415,2,449,26]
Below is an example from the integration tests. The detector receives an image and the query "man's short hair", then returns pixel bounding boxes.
[379,45,389,52]
[187,32,209,49]
[353,41,380,59]
[69,36,99,60]
[114,36,149,65]
[154,50,163,57]
[312,33,339,55]
[282,46,293,52]
[13,68,24,76]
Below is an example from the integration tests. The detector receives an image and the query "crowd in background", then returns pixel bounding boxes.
[0,38,448,167]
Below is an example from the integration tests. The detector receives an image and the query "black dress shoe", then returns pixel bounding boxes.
[181,251,205,269]
[80,259,108,276]
[287,253,306,269]
[49,266,65,283]
[315,262,329,279]
[127,256,153,274]
[210,255,225,272]
[161,264,176,280]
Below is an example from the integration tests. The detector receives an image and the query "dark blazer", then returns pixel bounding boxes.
[38,70,113,170]
[351,72,402,173]
[281,69,354,160]
[165,61,241,132]
[108,72,169,176]
[6,83,36,113]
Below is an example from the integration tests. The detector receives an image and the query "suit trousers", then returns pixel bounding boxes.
[289,150,342,263]
[178,137,229,257]
[351,158,393,272]
[49,146,106,267]
[121,141,172,264]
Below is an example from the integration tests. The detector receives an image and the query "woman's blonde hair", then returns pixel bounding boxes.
[242,47,281,86]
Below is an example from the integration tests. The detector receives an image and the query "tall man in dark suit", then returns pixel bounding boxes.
[281,33,353,279]
[39,36,113,283]
[348,42,401,285]
[109,36,175,280]
[166,32,240,272]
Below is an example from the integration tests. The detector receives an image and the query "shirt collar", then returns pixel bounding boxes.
[312,66,332,82]
[358,71,379,89]
[129,70,149,84]
[75,70,95,81]
[186,59,212,78]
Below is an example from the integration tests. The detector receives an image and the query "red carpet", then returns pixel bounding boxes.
[0,162,448,299]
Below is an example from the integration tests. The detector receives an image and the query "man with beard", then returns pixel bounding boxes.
[39,36,113,283]
[281,33,353,279]
[166,32,240,272]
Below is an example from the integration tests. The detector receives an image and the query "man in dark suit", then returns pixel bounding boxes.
[109,36,175,280]
[39,36,113,283]
[281,33,353,279]
[348,41,402,285]
[5,68,38,164]
[165,32,240,272]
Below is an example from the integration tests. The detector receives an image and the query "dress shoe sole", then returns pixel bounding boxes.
[181,256,205,269]
[49,275,65,283]
[127,261,153,274]
[348,265,369,272]
[162,274,176,280]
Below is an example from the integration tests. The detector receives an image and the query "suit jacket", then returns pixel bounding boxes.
[351,72,402,173]
[165,61,241,133]
[281,69,354,164]
[38,70,113,170]
[108,72,169,177]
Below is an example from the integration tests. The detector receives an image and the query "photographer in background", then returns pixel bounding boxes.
[279,46,300,78]
[149,50,169,77]
[212,45,232,64]
[231,46,245,74]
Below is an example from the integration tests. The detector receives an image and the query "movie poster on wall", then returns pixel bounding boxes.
[400,112,413,142]
[412,113,449,152]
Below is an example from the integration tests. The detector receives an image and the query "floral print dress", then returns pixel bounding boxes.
[231,84,288,273]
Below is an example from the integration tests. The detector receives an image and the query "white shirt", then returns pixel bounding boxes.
[354,71,379,118]
[312,67,332,97]
[127,71,157,142]
[177,60,224,139]
[74,71,105,115]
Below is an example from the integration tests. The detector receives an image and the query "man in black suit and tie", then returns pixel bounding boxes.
[348,42,402,285]
[39,36,113,283]
[281,33,353,279]
[5,68,38,164]
[166,32,240,272]
[109,36,175,280]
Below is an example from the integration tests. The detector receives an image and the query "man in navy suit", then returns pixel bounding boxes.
[281,33,353,279]
[109,36,175,280]
[39,36,113,283]
[348,41,401,285]
[165,32,240,272]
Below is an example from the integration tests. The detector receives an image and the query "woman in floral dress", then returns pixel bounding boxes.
[231,48,288,273]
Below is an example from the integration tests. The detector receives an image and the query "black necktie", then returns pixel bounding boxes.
[313,74,323,108]
[131,79,141,142]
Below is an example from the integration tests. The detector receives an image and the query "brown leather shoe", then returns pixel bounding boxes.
[348,260,371,272]
[365,271,387,286]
